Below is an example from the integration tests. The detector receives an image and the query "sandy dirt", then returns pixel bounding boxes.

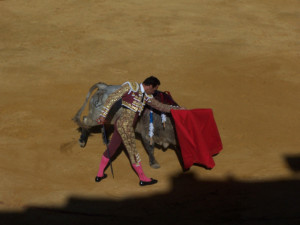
[1,0,300,224]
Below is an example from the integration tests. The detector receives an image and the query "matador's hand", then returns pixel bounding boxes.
[96,116,106,125]
[173,106,186,110]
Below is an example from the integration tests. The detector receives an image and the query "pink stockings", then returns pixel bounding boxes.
[96,112,152,182]
[97,155,110,177]
[97,156,151,182]
[132,162,151,182]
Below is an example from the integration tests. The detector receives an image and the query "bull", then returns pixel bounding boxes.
[73,82,180,169]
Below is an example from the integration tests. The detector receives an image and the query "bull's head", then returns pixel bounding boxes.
[153,90,179,106]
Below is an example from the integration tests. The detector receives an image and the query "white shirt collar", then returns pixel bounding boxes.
[140,83,145,93]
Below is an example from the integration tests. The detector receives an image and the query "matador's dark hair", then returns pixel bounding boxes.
[143,76,161,87]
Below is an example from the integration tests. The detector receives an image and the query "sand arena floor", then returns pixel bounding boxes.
[0,0,299,224]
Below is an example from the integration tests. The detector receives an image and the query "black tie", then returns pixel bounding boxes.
[141,92,145,102]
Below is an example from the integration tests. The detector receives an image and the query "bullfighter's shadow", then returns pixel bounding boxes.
[1,170,300,225]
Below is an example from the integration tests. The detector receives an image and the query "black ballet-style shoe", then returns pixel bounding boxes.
[139,178,158,186]
[95,174,107,182]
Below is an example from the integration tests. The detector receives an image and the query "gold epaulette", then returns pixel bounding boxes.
[122,81,139,93]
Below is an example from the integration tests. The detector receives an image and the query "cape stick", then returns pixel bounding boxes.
[101,125,114,178]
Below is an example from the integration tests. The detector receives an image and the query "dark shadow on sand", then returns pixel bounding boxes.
[1,172,300,225]
[285,155,300,173]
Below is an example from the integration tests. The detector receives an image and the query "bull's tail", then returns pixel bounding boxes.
[72,82,107,129]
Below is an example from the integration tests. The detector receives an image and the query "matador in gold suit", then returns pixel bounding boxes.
[95,76,182,186]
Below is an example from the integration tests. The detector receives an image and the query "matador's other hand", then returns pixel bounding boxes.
[96,116,106,125]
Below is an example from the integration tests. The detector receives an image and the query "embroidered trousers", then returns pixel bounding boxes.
[103,108,141,164]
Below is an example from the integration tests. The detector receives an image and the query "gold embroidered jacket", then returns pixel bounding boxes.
[99,81,177,119]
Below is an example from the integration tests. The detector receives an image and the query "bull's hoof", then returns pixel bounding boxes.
[78,139,86,148]
[150,161,160,169]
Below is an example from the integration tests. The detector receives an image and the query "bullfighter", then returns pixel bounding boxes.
[96,76,183,186]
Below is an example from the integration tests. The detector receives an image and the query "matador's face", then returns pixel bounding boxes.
[145,85,158,95]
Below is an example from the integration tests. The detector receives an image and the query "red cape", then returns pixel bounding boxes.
[171,109,223,169]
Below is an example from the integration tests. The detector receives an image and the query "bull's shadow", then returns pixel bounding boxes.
[1,172,300,225]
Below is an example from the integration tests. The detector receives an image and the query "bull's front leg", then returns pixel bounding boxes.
[141,134,160,169]
[79,128,89,148]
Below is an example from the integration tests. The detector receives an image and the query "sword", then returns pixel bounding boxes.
[101,125,114,178]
